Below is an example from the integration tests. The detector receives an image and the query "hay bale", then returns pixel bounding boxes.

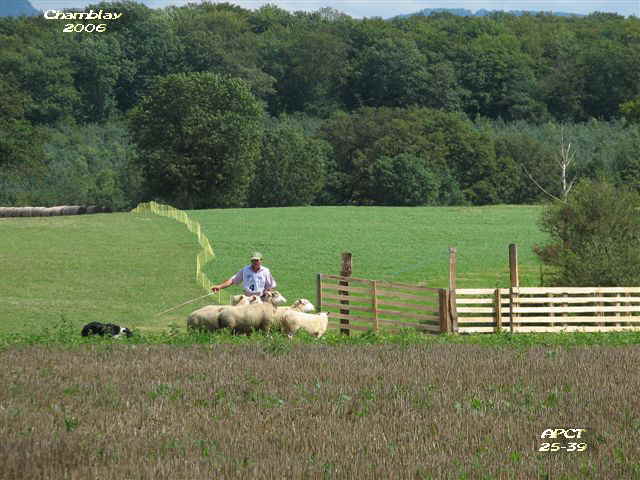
[32,207,48,216]
[61,205,83,215]
[0,207,13,217]
[16,207,31,217]
[48,206,64,216]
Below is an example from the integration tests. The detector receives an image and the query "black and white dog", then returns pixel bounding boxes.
[81,322,133,338]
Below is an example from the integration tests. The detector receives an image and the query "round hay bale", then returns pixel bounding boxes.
[85,205,99,214]
[48,206,64,216]
[32,207,48,216]
[16,207,30,217]
[0,207,12,217]
[61,205,82,215]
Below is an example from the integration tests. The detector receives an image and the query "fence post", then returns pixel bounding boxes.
[449,247,458,333]
[339,252,352,335]
[509,244,519,333]
[494,288,502,332]
[372,280,379,332]
[316,273,323,313]
[439,289,450,333]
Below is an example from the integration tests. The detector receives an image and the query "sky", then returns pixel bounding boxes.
[30,0,640,18]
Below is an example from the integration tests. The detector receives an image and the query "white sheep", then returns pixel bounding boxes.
[216,299,280,334]
[281,310,329,339]
[271,298,316,329]
[231,294,263,306]
[187,295,260,332]
[230,290,287,306]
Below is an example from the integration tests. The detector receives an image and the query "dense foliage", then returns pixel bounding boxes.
[535,180,640,286]
[2,2,640,208]
[129,72,264,209]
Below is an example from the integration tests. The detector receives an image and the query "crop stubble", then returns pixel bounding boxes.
[1,344,638,479]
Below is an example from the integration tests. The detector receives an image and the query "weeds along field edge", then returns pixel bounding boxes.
[2,342,639,479]
[5,316,640,350]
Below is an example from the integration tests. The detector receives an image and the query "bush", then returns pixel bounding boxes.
[535,179,640,286]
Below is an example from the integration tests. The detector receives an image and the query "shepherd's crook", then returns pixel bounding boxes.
[156,293,214,316]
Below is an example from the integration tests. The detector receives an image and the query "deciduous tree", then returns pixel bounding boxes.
[129,72,264,209]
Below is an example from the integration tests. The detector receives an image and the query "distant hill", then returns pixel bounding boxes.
[0,0,39,17]
[395,7,584,19]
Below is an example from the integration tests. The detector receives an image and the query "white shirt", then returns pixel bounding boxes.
[229,265,276,296]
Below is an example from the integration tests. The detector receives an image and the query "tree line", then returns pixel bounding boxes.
[2,1,640,209]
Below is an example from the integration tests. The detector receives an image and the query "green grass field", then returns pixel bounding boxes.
[1,205,547,335]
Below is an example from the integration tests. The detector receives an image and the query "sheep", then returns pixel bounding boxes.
[271,298,315,330]
[231,294,263,306]
[281,310,329,339]
[187,295,260,332]
[231,290,287,306]
[216,298,280,334]
[263,290,287,305]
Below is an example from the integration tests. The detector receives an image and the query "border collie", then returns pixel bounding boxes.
[81,322,133,338]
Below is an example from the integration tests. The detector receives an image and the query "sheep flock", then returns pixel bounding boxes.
[187,290,329,338]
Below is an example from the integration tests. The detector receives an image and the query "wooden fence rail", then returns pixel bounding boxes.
[456,287,640,333]
[318,271,640,335]
[318,248,640,335]
[317,274,450,334]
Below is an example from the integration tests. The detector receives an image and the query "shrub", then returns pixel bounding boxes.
[535,179,640,286]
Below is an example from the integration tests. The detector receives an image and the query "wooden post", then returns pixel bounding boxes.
[439,289,450,333]
[509,244,519,333]
[339,252,352,335]
[448,247,458,333]
[372,280,379,332]
[597,289,604,328]
[494,288,502,332]
[316,273,323,313]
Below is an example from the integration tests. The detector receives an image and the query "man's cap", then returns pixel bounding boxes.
[250,252,263,261]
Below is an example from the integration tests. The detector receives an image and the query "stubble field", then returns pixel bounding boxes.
[3,343,640,479]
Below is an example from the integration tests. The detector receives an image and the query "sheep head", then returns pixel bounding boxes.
[231,294,263,306]
[291,298,315,312]
[264,290,287,306]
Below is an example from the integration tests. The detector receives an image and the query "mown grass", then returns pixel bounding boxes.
[1,213,204,334]
[2,342,640,479]
[2,205,546,336]
[191,205,548,298]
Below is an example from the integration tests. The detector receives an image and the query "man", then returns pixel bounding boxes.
[211,252,277,300]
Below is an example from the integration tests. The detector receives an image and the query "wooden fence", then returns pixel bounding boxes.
[456,287,640,333]
[317,274,451,334]
[318,247,640,335]
[317,276,640,334]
